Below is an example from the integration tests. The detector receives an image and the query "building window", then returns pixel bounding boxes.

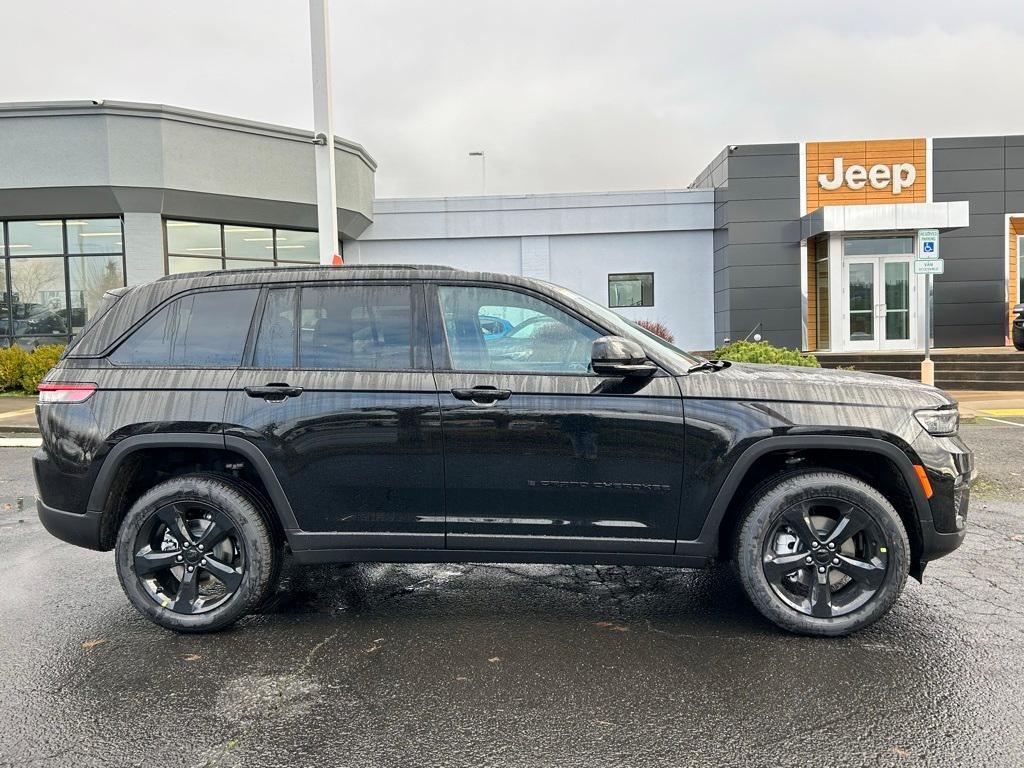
[608,272,654,308]
[165,220,323,275]
[1,218,126,349]
[843,236,914,256]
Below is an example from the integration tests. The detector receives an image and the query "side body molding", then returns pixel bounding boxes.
[674,434,931,558]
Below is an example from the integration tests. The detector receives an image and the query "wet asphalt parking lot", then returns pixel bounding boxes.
[2,421,1023,768]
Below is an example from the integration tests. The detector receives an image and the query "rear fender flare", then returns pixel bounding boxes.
[87,433,299,542]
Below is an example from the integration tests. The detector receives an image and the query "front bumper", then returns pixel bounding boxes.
[36,498,105,551]
[912,430,974,564]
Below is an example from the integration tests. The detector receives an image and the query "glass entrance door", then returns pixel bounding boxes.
[843,256,915,351]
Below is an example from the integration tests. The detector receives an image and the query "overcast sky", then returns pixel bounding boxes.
[2,1,1022,198]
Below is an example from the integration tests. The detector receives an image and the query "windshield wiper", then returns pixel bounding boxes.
[687,358,728,373]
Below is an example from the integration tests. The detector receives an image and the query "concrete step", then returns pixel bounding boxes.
[936,379,1023,391]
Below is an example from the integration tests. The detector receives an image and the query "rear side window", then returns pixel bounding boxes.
[110,289,258,367]
[252,284,420,370]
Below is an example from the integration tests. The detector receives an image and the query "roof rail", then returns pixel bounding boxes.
[157,264,459,281]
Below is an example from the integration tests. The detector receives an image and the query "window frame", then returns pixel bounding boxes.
[607,272,654,308]
[106,285,261,369]
[426,280,617,377]
[1,217,127,348]
[163,219,323,275]
[240,280,432,372]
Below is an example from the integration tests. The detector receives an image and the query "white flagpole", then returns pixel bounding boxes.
[309,0,340,265]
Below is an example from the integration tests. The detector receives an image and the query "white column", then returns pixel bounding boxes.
[309,0,339,265]
[121,212,166,285]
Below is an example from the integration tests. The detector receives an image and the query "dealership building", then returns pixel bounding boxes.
[1,100,1022,355]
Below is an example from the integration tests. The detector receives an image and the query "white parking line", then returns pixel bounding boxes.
[0,437,42,448]
[982,416,1024,428]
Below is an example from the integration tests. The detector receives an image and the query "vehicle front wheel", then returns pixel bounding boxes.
[115,474,278,633]
[734,470,910,637]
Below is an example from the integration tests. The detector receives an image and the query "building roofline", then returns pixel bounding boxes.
[375,187,705,204]
[0,99,377,170]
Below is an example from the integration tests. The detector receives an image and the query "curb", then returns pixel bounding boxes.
[0,425,40,435]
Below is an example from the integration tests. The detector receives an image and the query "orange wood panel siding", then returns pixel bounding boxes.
[806,139,927,212]
[806,238,817,352]
[1011,218,1023,335]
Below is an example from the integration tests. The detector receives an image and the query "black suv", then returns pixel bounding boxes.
[34,266,972,636]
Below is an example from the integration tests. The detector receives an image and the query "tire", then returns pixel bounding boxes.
[733,470,910,637]
[1015,342,1024,352]
[115,474,279,633]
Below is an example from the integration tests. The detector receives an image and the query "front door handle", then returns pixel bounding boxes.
[451,387,512,403]
[244,383,303,401]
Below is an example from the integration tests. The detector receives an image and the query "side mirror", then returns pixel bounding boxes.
[591,336,658,378]
[1013,304,1024,316]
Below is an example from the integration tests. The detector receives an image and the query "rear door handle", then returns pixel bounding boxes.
[244,384,303,401]
[451,387,512,403]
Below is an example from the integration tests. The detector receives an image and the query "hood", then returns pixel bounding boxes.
[678,361,954,410]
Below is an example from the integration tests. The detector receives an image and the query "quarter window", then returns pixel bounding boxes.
[437,286,600,373]
[608,272,654,308]
[110,289,258,367]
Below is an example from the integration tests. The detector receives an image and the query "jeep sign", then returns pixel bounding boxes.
[818,157,917,195]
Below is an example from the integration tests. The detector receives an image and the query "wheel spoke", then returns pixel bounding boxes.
[134,547,180,576]
[807,570,833,618]
[834,554,886,589]
[195,512,232,553]
[172,568,201,614]
[202,555,243,593]
[762,551,809,582]
[780,503,820,547]
[824,504,869,548]
[156,504,193,545]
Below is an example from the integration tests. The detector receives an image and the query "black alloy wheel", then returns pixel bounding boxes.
[132,501,246,615]
[761,498,889,619]
[116,474,278,632]
[734,470,910,637]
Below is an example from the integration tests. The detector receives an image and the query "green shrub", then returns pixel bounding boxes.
[0,345,29,391]
[19,345,66,393]
[714,340,819,368]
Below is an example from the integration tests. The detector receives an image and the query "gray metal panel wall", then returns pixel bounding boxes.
[932,136,1024,347]
[709,144,802,348]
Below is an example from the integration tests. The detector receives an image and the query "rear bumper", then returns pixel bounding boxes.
[36,498,105,551]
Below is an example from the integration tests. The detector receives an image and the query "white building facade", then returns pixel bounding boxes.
[348,191,715,349]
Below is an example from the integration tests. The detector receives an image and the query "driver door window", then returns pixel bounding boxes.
[436,285,600,373]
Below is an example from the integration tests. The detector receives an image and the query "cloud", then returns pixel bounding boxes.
[1,0,1022,197]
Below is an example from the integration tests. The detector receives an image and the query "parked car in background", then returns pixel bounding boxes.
[478,314,513,340]
[1013,304,1024,351]
[34,266,971,637]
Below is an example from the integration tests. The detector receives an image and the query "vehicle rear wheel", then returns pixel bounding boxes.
[115,474,278,633]
[733,470,910,637]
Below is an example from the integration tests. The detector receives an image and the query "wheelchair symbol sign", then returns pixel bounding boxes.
[923,241,935,253]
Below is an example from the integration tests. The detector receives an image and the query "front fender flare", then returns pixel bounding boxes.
[679,434,931,555]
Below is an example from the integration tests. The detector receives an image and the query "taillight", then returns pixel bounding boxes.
[37,383,97,403]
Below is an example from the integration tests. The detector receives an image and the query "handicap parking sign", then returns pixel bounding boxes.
[923,241,935,253]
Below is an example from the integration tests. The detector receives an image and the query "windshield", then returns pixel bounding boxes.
[539,282,701,367]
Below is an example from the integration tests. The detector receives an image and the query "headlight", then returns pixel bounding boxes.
[915,408,959,436]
